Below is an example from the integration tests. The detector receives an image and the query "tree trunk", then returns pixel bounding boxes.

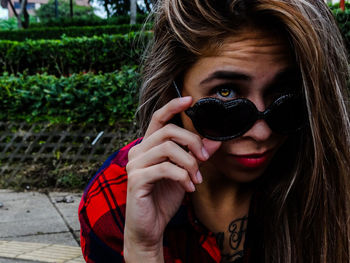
[70,0,73,18]
[104,1,110,18]
[144,0,151,13]
[54,0,58,18]
[340,0,345,10]
[20,0,29,28]
[130,0,136,24]
[6,0,22,28]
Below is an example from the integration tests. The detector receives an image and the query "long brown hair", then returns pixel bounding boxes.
[137,0,350,262]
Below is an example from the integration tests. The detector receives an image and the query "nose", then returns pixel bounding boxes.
[242,119,273,142]
[242,96,273,142]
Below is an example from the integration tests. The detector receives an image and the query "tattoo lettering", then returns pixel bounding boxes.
[214,216,248,263]
[228,216,248,250]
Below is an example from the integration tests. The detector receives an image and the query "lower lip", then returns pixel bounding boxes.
[231,152,271,169]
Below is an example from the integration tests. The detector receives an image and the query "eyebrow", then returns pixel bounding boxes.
[200,67,299,86]
[200,70,251,85]
[271,67,299,83]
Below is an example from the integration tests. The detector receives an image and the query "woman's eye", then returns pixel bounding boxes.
[216,87,236,98]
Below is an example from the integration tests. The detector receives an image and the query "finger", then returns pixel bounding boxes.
[128,141,201,184]
[201,138,222,160]
[188,139,222,183]
[144,97,192,138]
[129,162,196,193]
[138,123,209,162]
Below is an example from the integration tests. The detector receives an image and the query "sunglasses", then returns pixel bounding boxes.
[174,81,307,141]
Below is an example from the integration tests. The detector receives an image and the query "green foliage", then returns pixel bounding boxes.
[0,17,38,30]
[330,6,350,51]
[0,32,151,75]
[0,66,140,125]
[328,2,350,10]
[56,171,90,189]
[35,0,95,21]
[0,23,151,40]
[0,17,18,30]
[29,14,149,28]
[95,0,151,17]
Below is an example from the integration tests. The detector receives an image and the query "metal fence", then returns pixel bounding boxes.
[0,122,138,181]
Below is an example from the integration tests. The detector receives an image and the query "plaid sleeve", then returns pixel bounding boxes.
[78,138,142,263]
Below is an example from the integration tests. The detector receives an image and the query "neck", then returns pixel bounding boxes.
[191,163,253,232]
[190,164,253,262]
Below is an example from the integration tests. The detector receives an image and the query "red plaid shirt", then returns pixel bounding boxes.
[79,138,255,263]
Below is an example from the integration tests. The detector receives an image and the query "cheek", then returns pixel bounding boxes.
[273,134,289,149]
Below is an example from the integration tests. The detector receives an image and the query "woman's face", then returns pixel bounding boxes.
[181,29,296,183]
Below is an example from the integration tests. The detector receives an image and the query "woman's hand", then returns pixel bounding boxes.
[123,97,221,262]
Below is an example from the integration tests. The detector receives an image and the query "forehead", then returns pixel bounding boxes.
[184,29,294,85]
[205,28,293,64]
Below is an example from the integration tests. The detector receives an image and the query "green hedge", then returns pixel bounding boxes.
[30,14,149,28]
[0,24,151,41]
[332,8,350,51]
[0,32,151,75]
[0,66,140,124]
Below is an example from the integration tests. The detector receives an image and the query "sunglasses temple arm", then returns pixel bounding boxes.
[173,81,182,98]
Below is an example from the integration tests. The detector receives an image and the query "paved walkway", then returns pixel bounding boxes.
[0,190,84,263]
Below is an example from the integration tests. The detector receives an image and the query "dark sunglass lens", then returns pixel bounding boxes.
[267,96,306,134]
[189,102,228,138]
[188,99,257,140]
[226,100,257,136]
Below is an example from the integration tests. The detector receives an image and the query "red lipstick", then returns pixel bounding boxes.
[231,151,272,169]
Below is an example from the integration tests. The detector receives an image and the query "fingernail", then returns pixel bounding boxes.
[189,181,196,192]
[180,96,191,103]
[196,171,203,184]
[202,147,209,160]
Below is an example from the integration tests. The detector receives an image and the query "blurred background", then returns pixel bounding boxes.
[0,1,153,262]
[0,0,155,191]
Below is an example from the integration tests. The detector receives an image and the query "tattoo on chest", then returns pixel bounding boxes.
[214,216,248,263]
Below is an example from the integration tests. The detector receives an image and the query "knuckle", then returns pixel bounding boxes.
[178,169,189,182]
[126,168,138,185]
[162,123,177,137]
[187,155,198,170]
[189,133,202,147]
[165,123,177,131]
[162,140,176,152]
[152,109,163,122]
[125,161,133,173]
[194,134,202,145]
[158,162,170,174]
[127,145,138,160]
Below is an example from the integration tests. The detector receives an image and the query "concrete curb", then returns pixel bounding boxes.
[0,241,84,263]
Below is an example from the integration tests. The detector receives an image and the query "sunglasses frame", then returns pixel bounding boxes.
[173,81,306,141]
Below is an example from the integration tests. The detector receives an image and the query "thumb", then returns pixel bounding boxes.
[202,138,222,159]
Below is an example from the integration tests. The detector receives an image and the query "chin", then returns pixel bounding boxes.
[225,167,266,184]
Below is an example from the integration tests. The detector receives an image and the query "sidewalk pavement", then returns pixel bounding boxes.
[0,189,85,263]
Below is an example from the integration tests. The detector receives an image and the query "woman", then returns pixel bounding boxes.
[79,0,350,262]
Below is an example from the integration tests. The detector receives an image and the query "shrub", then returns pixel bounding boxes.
[0,66,140,125]
[330,4,350,51]
[35,0,95,21]
[0,32,151,75]
[29,14,149,28]
[0,17,18,30]
[0,17,38,30]
[328,2,350,10]
[0,24,151,41]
